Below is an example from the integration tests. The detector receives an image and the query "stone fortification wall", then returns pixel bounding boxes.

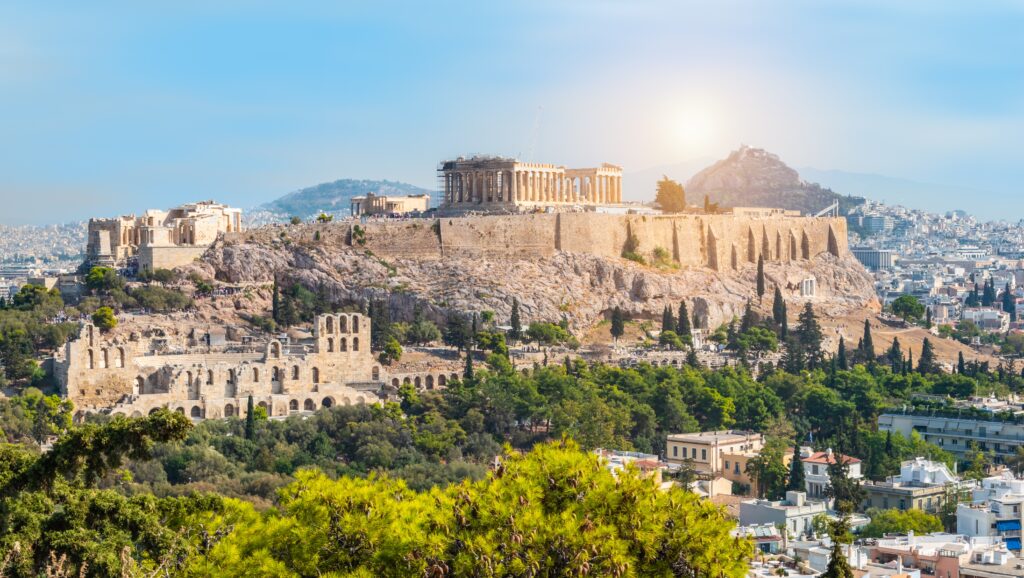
[355,213,847,269]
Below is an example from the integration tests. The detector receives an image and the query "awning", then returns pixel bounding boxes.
[1005,538,1021,551]
[995,520,1021,532]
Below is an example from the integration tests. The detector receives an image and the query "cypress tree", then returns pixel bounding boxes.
[925,307,933,329]
[661,305,676,334]
[740,300,756,333]
[906,349,913,375]
[787,440,806,491]
[677,301,692,341]
[464,348,474,381]
[564,355,573,375]
[685,347,701,368]
[756,254,766,302]
[1003,282,1016,321]
[610,307,625,341]
[887,337,902,373]
[772,286,785,326]
[983,278,996,307]
[837,335,848,370]
[797,303,824,369]
[271,277,280,324]
[918,338,937,374]
[245,395,256,440]
[958,351,967,374]
[780,300,788,340]
[509,298,522,342]
[471,313,478,349]
[861,319,874,361]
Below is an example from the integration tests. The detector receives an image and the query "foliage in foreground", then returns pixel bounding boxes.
[188,439,752,578]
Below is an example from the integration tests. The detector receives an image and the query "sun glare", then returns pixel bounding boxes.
[672,107,716,156]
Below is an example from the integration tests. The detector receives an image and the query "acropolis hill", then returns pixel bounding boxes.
[191,210,877,336]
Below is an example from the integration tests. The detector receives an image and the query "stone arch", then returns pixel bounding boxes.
[403,377,412,385]
[426,375,434,389]
[344,397,352,406]
[438,374,447,387]
[356,396,366,405]
[801,230,811,260]
[228,368,236,385]
[148,408,160,415]
[225,379,236,398]
[414,376,422,388]
[352,316,359,333]
[322,397,334,408]
[270,341,281,359]
[87,349,95,369]
[187,371,199,400]
[353,337,359,351]
[207,369,214,385]
[253,367,259,382]
[327,337,334,352]
[190,406,202,418]
[392,378,400,387]
[289,399,299,412]
[292,365,300,380]
[258,401,269,415]
[116,347,126,368]
[747,227,757,262]
[339,315,349,333]
[827,225,840,257]
[148,374,158,394]
[134,376,144,395]
[272,367,280,381]
[372,366,380,380]
[339,337,347,352]
[175,407,185,414]
[87,325,95,346]
[101,348,109,369]
[304,399,315,411]
[224,404,235,417]
[326,316,334,334]
[131,410,143,418]
[452,373,459,382]
[312,367,320,383]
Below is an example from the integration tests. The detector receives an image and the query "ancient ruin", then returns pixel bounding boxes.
[86,200,243,271]
[349,192,431,216]
[51,313,457,420]
[439,156,622,213]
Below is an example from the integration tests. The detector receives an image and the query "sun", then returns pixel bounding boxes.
[672,107,716,157]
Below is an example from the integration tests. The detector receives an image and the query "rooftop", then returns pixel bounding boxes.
[667,430,760,444]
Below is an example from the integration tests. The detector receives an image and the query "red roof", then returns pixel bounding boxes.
[802,451,860,465]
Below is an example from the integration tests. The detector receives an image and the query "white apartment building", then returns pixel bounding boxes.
[957,471,1024,551]
[803,449,862,500]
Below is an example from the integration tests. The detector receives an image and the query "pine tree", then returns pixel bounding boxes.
[797,303,824,369]
[787,439,806,491]
[245,395,256,440]
[958,351,966,374]
[740,301,756,333]
[821,517,855,578]
[610,307,625,341]
[677,301,692,341]
[925,307,933,329]
[685,347,701,368]
[756,254,766,302]
[782,336,805,373]
[837,335,848,370]
[918,338,938,374]
[463,348,474,381]
[861,319,874,361]
[661,305,676,334]
[509,298,522,343]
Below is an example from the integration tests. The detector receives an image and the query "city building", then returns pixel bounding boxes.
[349,192,431,217]
[666,430,764,475]
[803,449,862,500]
[863,458,969,513]
[853,247,898,271]
[880,412,1024,462]
[961,308,1011,333]
[721,447,796,495]
[86,200,243,271]
[438,156,623,213]
[594,448,668,484]
[956,471,1024,550]
[739,491,828,538]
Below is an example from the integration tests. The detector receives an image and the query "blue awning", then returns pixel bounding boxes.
[996,520,1021,532]
[1005,538,1021,551]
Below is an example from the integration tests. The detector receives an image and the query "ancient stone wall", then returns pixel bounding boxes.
[353,213,848,270]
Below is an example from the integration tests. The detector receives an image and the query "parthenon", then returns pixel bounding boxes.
[439,156,622,213]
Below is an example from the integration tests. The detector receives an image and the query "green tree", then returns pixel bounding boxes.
[91,306,118,331]
[245,395,256,440]
[887,337,903,373]
[677,301,692,342]
[1003,282,1017,321]
[509,297,522,343]
[654,175,687,213]
[820,516,855,578]
[756,254,766,302]
[797,303,824,370]
[861,318,875,361]
[746,439,789,499]
[378,336,403,365]
[836,336,848,371]
[610,306,625,341]
[787,439,805,491]
[463,348,474,381]
[443,312,472,350]
[918,338,939,374]
[824,453,867,514]
[85,266,124,294]
[860,508,943,538]
[661,305,676,334]
[891,294,925,322]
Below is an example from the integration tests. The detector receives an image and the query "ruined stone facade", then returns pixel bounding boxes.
[350,192,431,217]
[439,156,622,213]
[53,313,411,420]
[86,200,243,271]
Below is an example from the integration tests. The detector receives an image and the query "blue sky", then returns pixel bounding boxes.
[1,1,1022,224]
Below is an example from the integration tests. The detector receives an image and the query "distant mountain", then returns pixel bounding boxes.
[621,157,716,203]
[685,146,865,215]
[251,179,432,223]
[796,167,989,217]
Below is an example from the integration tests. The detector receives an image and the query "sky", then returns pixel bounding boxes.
[1,0,1023,224]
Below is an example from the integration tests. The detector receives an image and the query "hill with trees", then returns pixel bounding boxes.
[249,179,432,224]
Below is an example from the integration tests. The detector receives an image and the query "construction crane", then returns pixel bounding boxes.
[814,201,839,218]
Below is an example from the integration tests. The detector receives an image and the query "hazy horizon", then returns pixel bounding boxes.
[1,1,1022,224]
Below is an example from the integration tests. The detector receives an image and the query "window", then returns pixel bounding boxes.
[899,499,906,510]
[725,460,730,471]
[691,448,697,458]
[812,465,819,475]
[673,446,678,458]
[701,449,707,461]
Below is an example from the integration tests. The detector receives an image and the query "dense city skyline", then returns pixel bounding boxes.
[2,1,1022,224]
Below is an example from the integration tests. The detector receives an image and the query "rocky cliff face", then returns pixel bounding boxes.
[687,146,864,215]
[188,224,878,334]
